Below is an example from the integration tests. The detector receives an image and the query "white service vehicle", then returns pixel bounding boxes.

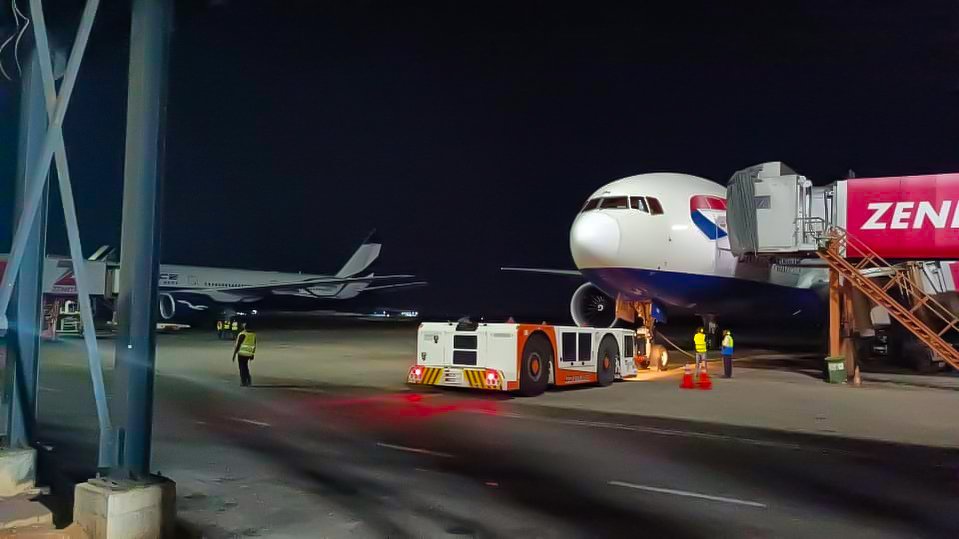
[408,320,638,396]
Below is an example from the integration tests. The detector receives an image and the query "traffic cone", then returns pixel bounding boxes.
[680,364,695,389]
[697,369,712,390]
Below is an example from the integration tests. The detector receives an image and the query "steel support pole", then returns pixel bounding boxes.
[111,0,172,480]
[829,269,841,358]
[842,281,857,378]
[3,48,49,448]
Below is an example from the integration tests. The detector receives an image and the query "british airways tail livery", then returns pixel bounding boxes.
[508,173,828,327]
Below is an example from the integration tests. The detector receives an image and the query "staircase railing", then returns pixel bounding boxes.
[816,227,959,371]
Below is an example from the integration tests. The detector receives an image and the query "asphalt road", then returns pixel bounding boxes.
[29,354,959,538]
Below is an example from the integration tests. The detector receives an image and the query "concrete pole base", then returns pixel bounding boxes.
[0,448,37,497]
[73,476,176,539]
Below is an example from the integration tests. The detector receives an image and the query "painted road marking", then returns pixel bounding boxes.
[563,417,803,450]
[288,387,328,394]
[376,442,453,459]
[609,480,767,508]
[39,386,61,393]
[487,411,804,452]
[230,417,271,427]
[478,410,927,465]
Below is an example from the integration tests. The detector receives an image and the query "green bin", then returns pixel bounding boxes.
[825,356,846,384]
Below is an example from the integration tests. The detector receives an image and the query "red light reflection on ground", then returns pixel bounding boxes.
[302,391,501,426]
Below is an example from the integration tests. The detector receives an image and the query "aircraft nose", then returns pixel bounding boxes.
[570,212,621,268]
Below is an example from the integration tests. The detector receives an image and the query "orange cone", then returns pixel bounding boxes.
[697,370,712,390]
[680,364,695,389]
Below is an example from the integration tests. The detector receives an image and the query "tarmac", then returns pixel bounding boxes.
[37,324,957,449]
[3,323,959,537]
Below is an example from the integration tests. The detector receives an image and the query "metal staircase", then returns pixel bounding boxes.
[816,227,959,371]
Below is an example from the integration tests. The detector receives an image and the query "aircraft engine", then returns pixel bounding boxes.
[570,282,617,328]
[158,293,176,320]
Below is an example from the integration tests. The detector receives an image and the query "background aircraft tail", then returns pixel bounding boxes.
[335,230,382,278]
[88,245,115,262]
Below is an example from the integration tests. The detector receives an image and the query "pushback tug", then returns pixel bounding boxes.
[408,319,639,396]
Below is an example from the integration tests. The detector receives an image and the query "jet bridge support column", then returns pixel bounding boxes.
[829,270,842,358]
[842,280,860,381]
[827,267,861,383]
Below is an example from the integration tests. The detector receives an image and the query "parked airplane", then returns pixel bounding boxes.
[506,172,829,329]
[149,231,425,321]
[2,231,425,325]
[508,168,959,372]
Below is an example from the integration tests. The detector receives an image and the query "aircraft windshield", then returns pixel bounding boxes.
[583,196,658,213]
[600,196,630,209]
[581,198,601,212]
[647,196,664,215]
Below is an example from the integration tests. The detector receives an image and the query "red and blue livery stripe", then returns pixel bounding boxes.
[689,195,727,240]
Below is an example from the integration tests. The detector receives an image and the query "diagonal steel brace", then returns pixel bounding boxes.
[29,0,113,469]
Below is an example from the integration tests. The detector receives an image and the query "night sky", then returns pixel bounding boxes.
[1,1,957,319]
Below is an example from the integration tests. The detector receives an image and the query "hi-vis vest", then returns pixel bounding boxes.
[694,332,707,353]
[231,321,239,331]
[216,321,223,331]
[722,334,734,355]
[238,331,257,357]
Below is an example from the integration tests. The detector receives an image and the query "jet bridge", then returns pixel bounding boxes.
[725,162,959,374]
[726,161,831,256]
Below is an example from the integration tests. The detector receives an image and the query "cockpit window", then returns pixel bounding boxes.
[581,198,601,212]
[647,197,664,215]
[599,196,629,209]
[583,196,656,213]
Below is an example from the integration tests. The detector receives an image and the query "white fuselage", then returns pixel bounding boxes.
[158,265,368,301]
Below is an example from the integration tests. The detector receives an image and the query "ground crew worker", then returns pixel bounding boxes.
[232,322,257,387]
[231,319,239,339]
[216,320,224,340]
[721,330,734,378]
[694,327,708,376]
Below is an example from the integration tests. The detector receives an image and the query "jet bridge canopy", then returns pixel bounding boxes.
[727,164,959,260]
[726,161,830,256]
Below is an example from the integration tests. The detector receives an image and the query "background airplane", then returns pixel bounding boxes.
[2,231,426,325]
[150,230,426,321]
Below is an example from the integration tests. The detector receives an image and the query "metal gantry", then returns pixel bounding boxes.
[3,0,172,480]
[0,0,113,467]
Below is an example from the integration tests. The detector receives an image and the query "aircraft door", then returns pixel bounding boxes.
[712,212,736,276]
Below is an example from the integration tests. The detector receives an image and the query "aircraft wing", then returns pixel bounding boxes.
[198,274,419,295]
[501,267,582,276]
[362,281,429,292]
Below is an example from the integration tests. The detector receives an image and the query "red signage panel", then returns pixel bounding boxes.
[845,174,959,259]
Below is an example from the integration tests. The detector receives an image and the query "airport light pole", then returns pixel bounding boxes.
[111,0,172,480]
